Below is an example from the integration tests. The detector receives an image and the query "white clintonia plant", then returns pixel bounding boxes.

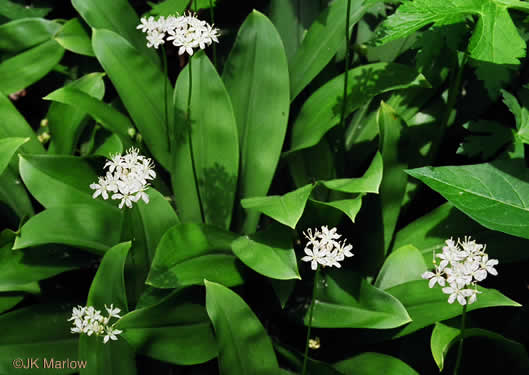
[422,237,499,305]
[137,12,220,54]
[301,226,354,270]
[90,147,156,209]
[68,304,123,344]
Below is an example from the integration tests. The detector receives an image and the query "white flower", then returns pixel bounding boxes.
[422,268,446,288]
[138,12,220,54]
[301,227,353,270]
[423,236,497,305]
[69,304,123,344]
[105,304,121,319]
[103,326,123,344]
[301,246,328,271]
[91,148,155,209]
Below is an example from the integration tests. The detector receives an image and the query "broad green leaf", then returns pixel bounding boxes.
[54,18,94,56]
[0,93,43,155]
[45,86,133,139]
[310,195,363,223]
[289,0,367,100]
[72,0,158,65]
[0,304,78,375]
[132,189,179,263]
[377,102,408,253]
[0,0,51,19]
[376,0,527,65]
[288,63,429,153]
[46,73,106,155]
[407,160,529,240]
[0,137,27,175]
[92,29,171,169]
[222,11,290,234]
[0,230,92,290]
[117,290,217,365]
[268,0,320,63]
[231,224,300,280]
[92,133,124,157]
[147,223,243,289]
[431,322,529,371]
[307,270,411,329]
[334,352,419,375]
[241,184,313,229]
[205,280,280,374]
[0,39,64,95]
[393,203,529,266]
[387,280,521,338]
[320,151,383,193]
[0,18,60,52]
[149,0,189,15]
[0,167,34,219]
[173,52,239,228]
[374,245,427,290]
[13,204,122,254]
[80,242,136,375]
[19,154,115,209]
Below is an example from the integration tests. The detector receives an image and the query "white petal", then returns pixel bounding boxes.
[311,260,318,271]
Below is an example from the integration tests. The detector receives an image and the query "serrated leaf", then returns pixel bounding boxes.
[377,0,527,65]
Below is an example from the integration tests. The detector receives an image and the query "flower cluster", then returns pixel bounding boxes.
[422,237,498,305]
[301,226,354,270]
[137,12,219,54]
[68,305,123,344]
[90,147,156,209]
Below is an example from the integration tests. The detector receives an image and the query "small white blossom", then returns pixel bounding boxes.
[300,227,353,270]
[90,148,155,209]
[137,12,220,54]
[422,237,498,305]
[69,305,123,344]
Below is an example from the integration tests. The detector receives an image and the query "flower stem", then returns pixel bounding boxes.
[453,304,467,375]
[186,58,205,223]
[209,0,217,68]
[302,268,320,375]
[161,48,171,153]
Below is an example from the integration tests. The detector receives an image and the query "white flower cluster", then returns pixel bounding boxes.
[137,12,220,54]
[68,305,123,344]
[301,226,354,270]
[90,147,155,209]
[422,237,499,305]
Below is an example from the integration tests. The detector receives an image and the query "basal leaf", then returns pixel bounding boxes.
[205,280,280,374]
[375,245,427,290]
[116,290,217,365]
[334,352,419,375]
[0,18,60,52]
[231,224,300,280]
[222,11,290,234]
[387,280,521,338]
[0,39,64,95]
[307,270,411,329]
[241,184,314,229]
[147,223,243,289]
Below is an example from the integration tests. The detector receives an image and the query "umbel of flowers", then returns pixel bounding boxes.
[137,12,220,53]
[69,305,122,344]
[422,237,499,305]
[301,226,354,270]
[90,147,156,209]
